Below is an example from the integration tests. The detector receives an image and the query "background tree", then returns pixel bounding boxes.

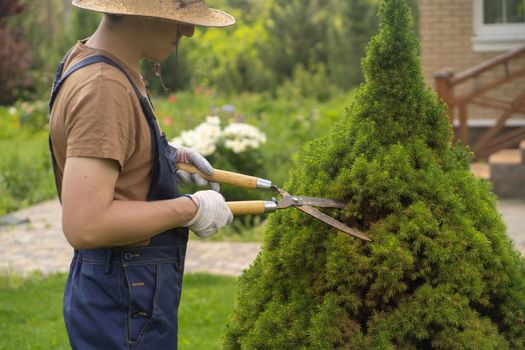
[325,0,379,89]
[147,0,381,96]
[5,0,414,101]
[0,0,32,105]
[224,0,525,348]
[260,0,379,94]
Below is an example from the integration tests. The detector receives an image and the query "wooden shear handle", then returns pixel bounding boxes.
[176,163,260,189]
[227,201,274,215]
[176,164,275,215]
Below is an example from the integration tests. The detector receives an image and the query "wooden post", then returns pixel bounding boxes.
[434,70,455,124]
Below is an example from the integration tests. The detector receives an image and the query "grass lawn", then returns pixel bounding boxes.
[0,273,237,349]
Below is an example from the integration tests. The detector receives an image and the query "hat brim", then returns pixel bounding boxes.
[72,0,235,27]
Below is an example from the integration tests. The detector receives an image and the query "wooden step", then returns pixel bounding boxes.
[489,149,522,165]
[470,162,490,179]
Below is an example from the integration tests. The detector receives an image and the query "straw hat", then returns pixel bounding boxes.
[72,0,235,27]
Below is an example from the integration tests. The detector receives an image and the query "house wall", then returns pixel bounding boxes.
[419,0,525,120]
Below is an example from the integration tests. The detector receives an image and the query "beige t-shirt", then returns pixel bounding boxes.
[50,41,156,202]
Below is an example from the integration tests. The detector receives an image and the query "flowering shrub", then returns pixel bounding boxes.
[222,123,267,154]
[171,116,222,156]
[171,115,266,156]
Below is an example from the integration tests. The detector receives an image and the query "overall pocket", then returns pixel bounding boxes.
[123,263,161,345]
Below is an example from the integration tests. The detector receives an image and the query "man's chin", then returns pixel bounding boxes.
[146,51,172,62]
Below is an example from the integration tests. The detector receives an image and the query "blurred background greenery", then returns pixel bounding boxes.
[0,0,419,237]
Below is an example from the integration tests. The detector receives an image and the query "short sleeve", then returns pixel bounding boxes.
[65,78,135,169]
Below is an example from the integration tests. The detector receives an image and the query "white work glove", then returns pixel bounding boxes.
[186,190,233,238]
[166,143,220,192]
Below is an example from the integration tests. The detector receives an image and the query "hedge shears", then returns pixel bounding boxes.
[177,164,371,241]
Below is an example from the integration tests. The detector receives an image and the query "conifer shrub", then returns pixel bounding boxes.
[224,1,525,348]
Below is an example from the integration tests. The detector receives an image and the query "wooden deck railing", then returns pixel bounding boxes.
[434,45,525,160]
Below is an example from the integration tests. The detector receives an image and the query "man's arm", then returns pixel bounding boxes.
[61,156,197,249]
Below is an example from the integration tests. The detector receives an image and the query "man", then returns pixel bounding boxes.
[48,1,235,348]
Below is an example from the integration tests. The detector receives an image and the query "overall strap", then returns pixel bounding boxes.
[49,55,144,113]
[48,49,73,202]
[49,48,73,106]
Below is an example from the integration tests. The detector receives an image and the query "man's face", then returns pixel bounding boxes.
[141,18,195,61]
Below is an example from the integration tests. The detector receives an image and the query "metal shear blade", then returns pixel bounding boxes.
[276,188,371,242]
[275,195,346,209]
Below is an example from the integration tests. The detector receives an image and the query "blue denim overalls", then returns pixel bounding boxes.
[49,53,189,350]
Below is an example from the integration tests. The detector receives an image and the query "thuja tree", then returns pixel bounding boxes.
[224,0,525,348]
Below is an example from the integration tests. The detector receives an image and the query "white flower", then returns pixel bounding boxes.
[8,107,16,115]
[171,116,266,156]
[222,122,267,153]
[171,119,220,156]
[205,115,221,125]
[201,144,216,157]
[195,123,221,143]
[229,140,244,154]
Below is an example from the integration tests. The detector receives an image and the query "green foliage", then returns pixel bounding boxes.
[185,15,275,94]
[8,0,385,100]
[264,0,379,91]
[0,273,237,350]
[0,105,55,216]
[189,0,381,96]
[225,1,525,348]
[9,0,102,102]
[164,0,380,96]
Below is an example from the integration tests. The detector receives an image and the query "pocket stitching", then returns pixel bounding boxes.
[123,266,135,345]
[134,264,161,349]
[118,267,133,345]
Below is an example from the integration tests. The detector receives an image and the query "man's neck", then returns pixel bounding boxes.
[85,17,142,74]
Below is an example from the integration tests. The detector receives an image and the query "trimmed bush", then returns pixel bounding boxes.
[224,1,525,348]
